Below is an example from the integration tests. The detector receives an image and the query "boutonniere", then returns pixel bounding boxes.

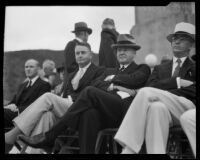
[188,71,192,76]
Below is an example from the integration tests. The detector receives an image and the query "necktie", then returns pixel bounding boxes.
[172,58,182,77]
[26,80,32,88]
[119,65,125,72]
[72,68,84,90]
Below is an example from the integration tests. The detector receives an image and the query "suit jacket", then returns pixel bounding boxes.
[146,57,196,104]
[92,61,151,91]
[64,39,82,74]
[9,77,51,113]
[63,63,105,101]
[99,28,119,68]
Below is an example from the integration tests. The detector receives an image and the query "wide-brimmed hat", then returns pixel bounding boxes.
[112,34,141,51]
[167,22,195,42]
[72,22,92,35]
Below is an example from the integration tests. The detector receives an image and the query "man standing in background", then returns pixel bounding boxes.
[99,18,119,68]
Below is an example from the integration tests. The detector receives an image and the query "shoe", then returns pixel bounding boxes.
[18,133,54,153]
[5,143,13,154]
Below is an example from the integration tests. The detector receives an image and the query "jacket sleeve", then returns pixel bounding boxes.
[64,41,78,74]
[146,65,178,90]
[38,82,51,97]
[91,69,112,91]
[112,64,151,89]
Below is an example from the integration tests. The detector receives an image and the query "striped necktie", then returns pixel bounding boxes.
[172,58,182,77]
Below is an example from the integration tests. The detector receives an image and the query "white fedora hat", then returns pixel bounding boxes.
[167,22,195,42]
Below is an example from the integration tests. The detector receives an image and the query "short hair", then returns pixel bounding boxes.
[75,42,91,51]
[25,59,40,67]
[42,59,56,76]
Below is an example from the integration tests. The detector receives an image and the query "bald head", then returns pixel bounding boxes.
[25,59,40,79]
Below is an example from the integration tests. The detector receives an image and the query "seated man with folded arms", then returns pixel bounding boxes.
[18,34,151,154]
[114,22,196,154]
[5,43,105,153]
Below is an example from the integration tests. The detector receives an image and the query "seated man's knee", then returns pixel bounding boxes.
[149,101,166,112]
[180,110,194,126]
[42,92,54,99]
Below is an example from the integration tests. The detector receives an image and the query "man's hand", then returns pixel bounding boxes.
[180,79,194,87]
[4,104,18,112]
[107,83,114,91]
[104,75,115,82]
[114,85,137,97]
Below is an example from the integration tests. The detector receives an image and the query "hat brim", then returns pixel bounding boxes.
[167,33,195,42]
[112,44,141,51]
[72,28,92,35]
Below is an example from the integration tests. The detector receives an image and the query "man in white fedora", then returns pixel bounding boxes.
[114,22,196,154]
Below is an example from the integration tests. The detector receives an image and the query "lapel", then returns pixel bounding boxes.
[179,57,194,77]
[78,63,95,89]
[15,81,29,103]
[162,60,173,78]
[68,67,79,90]
[120,62,137,74]
[21,77,41,103]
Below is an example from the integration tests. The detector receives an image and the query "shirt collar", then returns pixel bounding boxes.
[28,75,39,86]
[120,63,129,69]
[173,56,187,66]
[76,37,84,43]
[79,62,91,72]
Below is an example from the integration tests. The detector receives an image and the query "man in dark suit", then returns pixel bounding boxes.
[4,59,51,128]
[64,22,92,75]
[114,22,196,154]
[19,34,151,153]
[5,43,104,153]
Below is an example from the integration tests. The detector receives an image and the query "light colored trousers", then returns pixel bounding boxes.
[114,87,195,154]
[13,92,73,153]
[180,109,196,157]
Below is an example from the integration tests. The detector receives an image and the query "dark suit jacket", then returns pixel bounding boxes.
[9,77,51,113]
[64,39,82,74]
[146,57,196,105]
[92,61,151,91]
[99,28,119,68]
[63,63,105,101]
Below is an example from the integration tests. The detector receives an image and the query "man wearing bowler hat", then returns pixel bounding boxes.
[19,34,151,153]
[114,22,196,154]
[64,22,92,85]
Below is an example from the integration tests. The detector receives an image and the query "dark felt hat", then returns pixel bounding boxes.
[112,34,141,51]
[72,22,92,35]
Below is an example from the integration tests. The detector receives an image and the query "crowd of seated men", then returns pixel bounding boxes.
[4,20,196,158]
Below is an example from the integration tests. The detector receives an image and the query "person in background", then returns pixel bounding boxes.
[144,53,158,72]
[114,22,196,154]
[4,59,51,153]
[39,59,57,90]
[99,18,119,68]
[53,64,65,96]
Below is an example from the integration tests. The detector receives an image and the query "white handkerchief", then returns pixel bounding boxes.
[116,91,131,99]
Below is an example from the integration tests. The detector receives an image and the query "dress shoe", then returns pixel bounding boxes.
[5,143,13,154]
[18,133,54,153]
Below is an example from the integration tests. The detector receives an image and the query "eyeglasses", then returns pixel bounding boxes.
[172,35,193,42]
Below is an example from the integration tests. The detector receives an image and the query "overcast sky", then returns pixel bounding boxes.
[4,6,135,53]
